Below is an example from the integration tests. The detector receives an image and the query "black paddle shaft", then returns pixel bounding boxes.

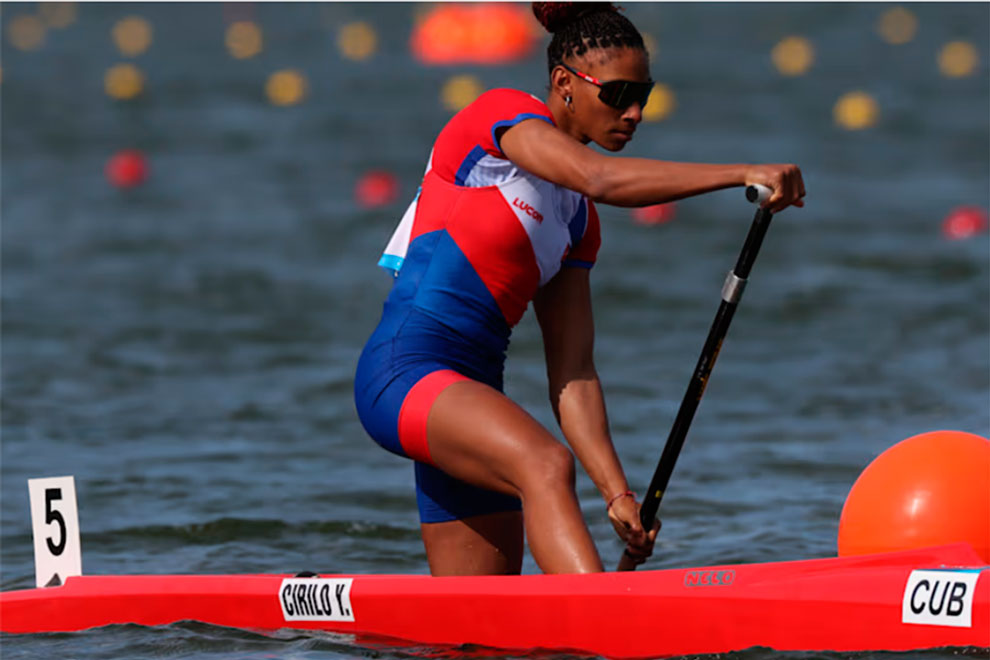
[638,202,775,529]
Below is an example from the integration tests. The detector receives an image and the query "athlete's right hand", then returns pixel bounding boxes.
[744,163,806,213]
[608,494,660,566]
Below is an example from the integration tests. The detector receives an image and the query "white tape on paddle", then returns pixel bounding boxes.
[745,184,773,205]
[721,271,747,304]
[29,476,82,588]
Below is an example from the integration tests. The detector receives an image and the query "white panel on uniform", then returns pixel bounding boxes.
[499,173,582,285]
[380,151,434,275]
[380,193,418,274]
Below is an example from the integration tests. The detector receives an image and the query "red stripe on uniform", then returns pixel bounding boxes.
[409,173,457,243]
[447,192,540,326]
[398,369,470,464]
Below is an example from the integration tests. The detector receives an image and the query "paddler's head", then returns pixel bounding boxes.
[533,2,652,152]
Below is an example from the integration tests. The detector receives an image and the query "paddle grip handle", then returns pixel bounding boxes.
[746,183,772,205]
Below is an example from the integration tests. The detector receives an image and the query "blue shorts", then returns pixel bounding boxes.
[354,317,522,524]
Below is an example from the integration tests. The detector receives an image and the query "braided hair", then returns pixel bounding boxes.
[532,2,646,74]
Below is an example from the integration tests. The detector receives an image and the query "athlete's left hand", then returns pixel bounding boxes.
[608,494,660,565]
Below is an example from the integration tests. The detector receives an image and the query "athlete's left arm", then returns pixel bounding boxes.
[533,267,631,505]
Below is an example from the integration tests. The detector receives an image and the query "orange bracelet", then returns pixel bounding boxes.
[606,490,634,511]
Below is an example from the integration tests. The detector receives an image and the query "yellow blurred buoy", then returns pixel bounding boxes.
[226,21,263,59]
[938,41,979,78]
[112,16,153,57]
[772,36,814,76]
[104,63,144,100]
[266,70,308,107]
[441,74,484,112]
[7,14,46,51]
[338,21,378,62]
[642,83,675,122]
[39,2,77,29]
[877,7,918,45]
[834,91,879,131]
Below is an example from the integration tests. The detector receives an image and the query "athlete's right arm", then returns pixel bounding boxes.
[498,118,805,214]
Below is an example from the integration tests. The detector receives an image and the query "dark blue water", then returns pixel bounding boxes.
[2,2,988,658]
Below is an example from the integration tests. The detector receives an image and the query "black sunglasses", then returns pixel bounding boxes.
[561,62,654,110]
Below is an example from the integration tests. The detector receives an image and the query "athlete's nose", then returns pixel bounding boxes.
[622,102,644,124]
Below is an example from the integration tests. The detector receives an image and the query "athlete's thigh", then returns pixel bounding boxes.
[426,378,566,499]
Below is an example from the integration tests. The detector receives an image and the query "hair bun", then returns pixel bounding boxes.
[531,2,617,34]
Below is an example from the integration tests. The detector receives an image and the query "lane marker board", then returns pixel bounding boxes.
[29,476,82,588]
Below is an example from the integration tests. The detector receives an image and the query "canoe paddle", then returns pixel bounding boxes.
[617,183,774,571]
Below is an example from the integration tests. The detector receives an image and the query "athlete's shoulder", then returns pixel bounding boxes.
[467,88,551,116]
[430,88,556,181]
[476,87,547,104]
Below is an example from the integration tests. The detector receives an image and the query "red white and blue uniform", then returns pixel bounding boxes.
[354,89,601,523]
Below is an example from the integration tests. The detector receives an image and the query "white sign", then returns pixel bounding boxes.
[29,476,82,588]
[279,578,355,622]
[902,569,981,628]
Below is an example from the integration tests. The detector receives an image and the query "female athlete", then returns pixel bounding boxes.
[354,2,806,576]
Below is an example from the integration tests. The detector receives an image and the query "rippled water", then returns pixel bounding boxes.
[1,2,988,659]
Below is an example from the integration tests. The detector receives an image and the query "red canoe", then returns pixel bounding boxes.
[2,543,987,657]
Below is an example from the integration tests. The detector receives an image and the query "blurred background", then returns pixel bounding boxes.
[1,2,988,657]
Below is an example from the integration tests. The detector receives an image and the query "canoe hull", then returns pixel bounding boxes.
[2,544,987,657]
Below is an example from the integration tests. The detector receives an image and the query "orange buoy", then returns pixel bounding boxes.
[837,430,990,562]
[632,203,676,226]
[105,149,148,188]
[941,206,989,241]
[411,4,537,65]
[355,171,399,208]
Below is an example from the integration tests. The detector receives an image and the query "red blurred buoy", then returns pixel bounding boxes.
[941,206,988,240]
[105,150,148,188]
[411,4,537,65]
[632,203,677,226]
[356,171,399,208]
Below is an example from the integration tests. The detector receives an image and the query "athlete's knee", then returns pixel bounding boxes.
[526,441,576,490]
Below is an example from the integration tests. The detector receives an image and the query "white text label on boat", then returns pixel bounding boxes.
[901,570,981,628]
[279,578,355,622]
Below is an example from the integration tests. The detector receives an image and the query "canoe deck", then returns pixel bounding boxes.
[2,543,987,657]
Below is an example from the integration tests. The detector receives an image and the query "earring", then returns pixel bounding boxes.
[565,95,573,108]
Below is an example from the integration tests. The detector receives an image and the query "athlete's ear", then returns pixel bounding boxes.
[550,65,574,107]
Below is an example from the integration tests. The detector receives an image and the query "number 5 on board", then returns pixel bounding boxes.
[28,476,82,588]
